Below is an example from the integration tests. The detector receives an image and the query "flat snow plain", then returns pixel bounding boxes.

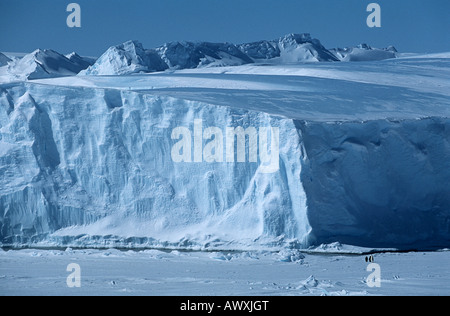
[1,248,449,296]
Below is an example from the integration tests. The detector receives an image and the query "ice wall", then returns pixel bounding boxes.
[0,83,310,249]
[0,83,449,250]
[297,119,450,249]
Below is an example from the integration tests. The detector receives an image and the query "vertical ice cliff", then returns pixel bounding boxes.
[297,119,450,249]
[0,83,312,249]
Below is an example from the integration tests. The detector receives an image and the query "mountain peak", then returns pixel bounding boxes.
[280,33,313,44]
[3,48,94,80]
[0,52,12,66]
[118,40,145,51]
[80,40,168,75]
[330,43,398,61]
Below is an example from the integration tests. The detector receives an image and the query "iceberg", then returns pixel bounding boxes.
[0,46,449,251]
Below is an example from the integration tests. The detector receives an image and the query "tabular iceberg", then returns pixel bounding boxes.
[0,43,448,251]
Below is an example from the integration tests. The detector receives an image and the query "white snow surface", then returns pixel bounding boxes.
[0,54,449,251]
[1,248,449,295]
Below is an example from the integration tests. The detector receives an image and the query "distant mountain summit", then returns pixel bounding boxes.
[65,52,96,70]
[80,40,168,75]
[240,33,339,62]
[330,44,397,61]
[156,41,254,69]
[3,49,93,80]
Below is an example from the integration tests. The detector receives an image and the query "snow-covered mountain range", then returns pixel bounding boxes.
[81,33,397,76]
[1,33,398,80]
[239,33,339,62]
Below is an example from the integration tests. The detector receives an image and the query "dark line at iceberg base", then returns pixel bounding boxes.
[0,234,307,253]
[1,234,448,255]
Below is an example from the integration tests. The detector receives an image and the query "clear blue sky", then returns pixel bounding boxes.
[1,0,449,56]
